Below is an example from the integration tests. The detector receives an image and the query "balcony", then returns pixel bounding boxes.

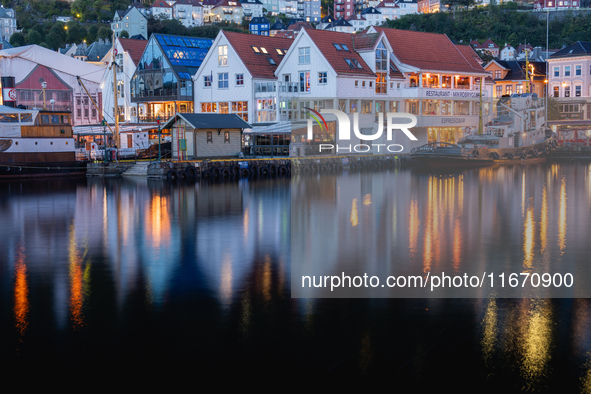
[278,82,300,94]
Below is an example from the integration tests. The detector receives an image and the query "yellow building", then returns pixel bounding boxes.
[485,59,548,98]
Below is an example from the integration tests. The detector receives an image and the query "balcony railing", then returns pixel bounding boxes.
[278,82,300,94]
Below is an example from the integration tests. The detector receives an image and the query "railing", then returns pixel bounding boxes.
[278,82,300,93]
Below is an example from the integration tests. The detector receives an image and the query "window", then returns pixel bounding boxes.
[207,131,212,143]
[554,67,559,77]
[252,46,260,53]
[576,85,581,97]
[506,85,513,95]
[267,57,276,65]
[494,70,501,79]
[219,102,229,113]
[341,44,349,51]
[362,81,366,87]
[576,65,582,76]
[553,86,559,97]
[565,86,570,97]
[236,74,244,86]
[204,75,211,87]
[355,80,358,87]
[218,45,227,66]
[300,72,310,92]
[299,47,310,64]
[333,43,342,50]
[218,73,228,89]
[260,47,268,54]
[232,101,248,121]
[496,85,502,97]
[201,102,217,112]
[318,72,327,84]
[275,48,284,56]
[224,132,230,143]
[256,98,276,122]
[565,66,571,77]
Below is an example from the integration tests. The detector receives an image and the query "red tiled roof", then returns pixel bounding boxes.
[305,29,374,76]
[119,38,148,66]
[389,60,404,79]
[288,21,313,31]
[351,32,379,49]
[373,27,487,74]
[213,0,242,8]
[273,31,296,39]
[482,38,499,49]
[223,31,293,79]
[376,0,399,8]
[455,44,485,70]
[152,0,172,7]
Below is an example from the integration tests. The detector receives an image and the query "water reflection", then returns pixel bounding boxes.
[0,165,590,389]
[13,244,28,339]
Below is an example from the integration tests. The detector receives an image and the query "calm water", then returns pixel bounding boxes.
[1,164,591,390]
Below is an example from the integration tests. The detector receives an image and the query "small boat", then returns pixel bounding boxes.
[0,105,87,178]
[411,93,558,167]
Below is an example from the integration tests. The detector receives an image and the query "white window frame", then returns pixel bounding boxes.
[298,47,310,64]
[318,71,327,84]
[218,45,228,67]
[218,73,228,89]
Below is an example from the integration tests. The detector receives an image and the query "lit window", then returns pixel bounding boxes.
[260,47,268,54]
[218,45,227,66]
[275,48,284,55]
[218,73,228,88]
[252,46,260,53]
[299,71,310,92]
[204,75,211,87]
[318,72,327,84]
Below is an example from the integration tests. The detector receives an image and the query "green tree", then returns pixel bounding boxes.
[477,49,495,65]
[9,32,26,47]
[46,32,63,50]
[27,30,43,45]
[88,25,99,42]
[98,26,112,41]
[120,30,129,38]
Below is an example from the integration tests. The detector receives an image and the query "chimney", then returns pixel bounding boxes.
[1,77,16,108]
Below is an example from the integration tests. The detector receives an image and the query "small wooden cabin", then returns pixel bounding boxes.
[162,113,251,160]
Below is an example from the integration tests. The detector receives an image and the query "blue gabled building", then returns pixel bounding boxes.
[130,33,213,121]
[249,17,270,36]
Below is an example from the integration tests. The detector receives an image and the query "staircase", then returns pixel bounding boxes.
[122,162,150,177]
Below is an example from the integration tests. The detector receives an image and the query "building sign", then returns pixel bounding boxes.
[425,90,487,98]
[441,117,466,124]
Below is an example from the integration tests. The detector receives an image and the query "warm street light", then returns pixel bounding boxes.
[156,115,162,162]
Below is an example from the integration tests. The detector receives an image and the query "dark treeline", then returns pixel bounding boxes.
[386,3,591,49]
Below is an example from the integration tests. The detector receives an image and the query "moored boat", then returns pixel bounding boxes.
[0,105,87,178]
[411,93,558,167]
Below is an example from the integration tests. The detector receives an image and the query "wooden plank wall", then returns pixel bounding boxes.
[21,126,74,138]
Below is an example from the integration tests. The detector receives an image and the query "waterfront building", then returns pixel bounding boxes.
[274,26,493,154]
[375,0,401,21]
[192,31,294,155]
[101,38,148,124]
[334,0,366,19]
[417,0,440,13]
[484,60,547,98]
[548,41,591,142]
[325,17,354,33]
[211,0,244,24]
[395,0,420,17]
[112,3,148,40]
[534,0,580,11]
[250,17,271,35]
[0,5,17,43]
[151,0,174,19]
[470,38,499,59]
[241,0,264,19]
[163,113,251,159]
[130,34,214,122]
[0,45,105,126]
[270,21,288,36]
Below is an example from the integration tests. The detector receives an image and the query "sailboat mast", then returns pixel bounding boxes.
[112,31,120,151]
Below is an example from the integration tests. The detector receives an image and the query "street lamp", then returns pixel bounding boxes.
[156,115,162,162]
